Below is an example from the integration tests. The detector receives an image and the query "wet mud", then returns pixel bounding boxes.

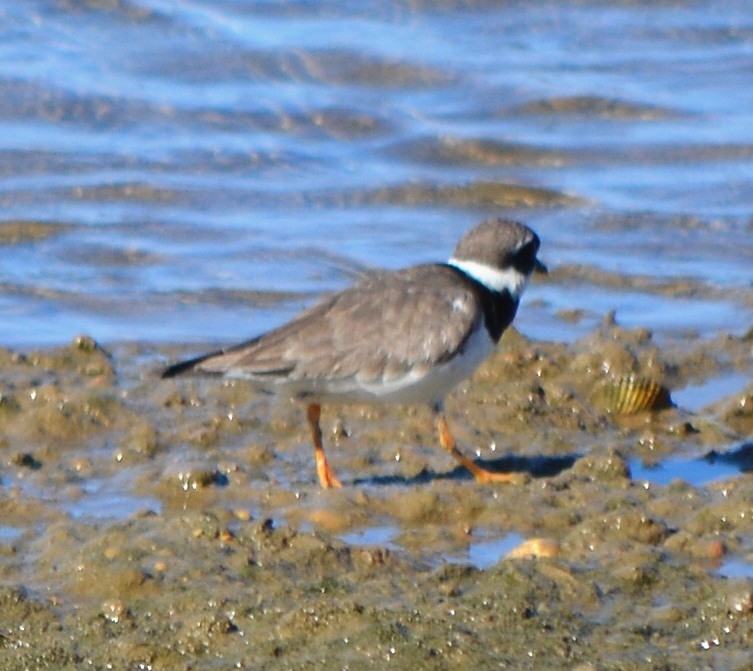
[2,317,753,669]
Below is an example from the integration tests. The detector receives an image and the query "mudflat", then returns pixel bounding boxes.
[2,319,753,670]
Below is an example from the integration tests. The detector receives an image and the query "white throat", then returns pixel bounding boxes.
[448,258,529,301]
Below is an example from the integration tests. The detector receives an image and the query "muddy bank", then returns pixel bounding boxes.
[2,320,753,669]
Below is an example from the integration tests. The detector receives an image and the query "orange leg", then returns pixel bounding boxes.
[307,403,342,489]
[436,411,519,484]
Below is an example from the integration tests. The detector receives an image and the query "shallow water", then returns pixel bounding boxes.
[2,0,753,347]
[3,3,753,669]
[719,557,753,580]
[630,455,742,488]
[340,524,525,568]
[464,532,526,569]
[674,371,752,413]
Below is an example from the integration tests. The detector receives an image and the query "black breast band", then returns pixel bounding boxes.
[442,264,519,343]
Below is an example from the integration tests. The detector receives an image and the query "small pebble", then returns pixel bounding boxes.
[506,537,560,559]
[101,598,126,623]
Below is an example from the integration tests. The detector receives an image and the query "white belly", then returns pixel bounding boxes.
[284,324,496,406]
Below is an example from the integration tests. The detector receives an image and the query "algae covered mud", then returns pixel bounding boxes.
[3,0,753,668]
[2,319,753,669]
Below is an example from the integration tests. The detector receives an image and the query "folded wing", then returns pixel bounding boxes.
[165,264,483,385]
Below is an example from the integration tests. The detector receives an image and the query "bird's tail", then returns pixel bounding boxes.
[161,350,223,378]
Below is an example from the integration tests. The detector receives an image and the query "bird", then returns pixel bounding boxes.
[162,218,546,488]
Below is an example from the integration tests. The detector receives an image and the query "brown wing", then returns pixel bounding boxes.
[186,264,483,384]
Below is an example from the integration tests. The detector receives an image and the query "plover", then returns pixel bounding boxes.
[162,218,546,488]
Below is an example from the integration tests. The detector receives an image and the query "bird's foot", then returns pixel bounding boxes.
[315,452,343,489]
[472,468,529,486]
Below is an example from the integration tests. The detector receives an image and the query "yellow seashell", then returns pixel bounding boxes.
[591,375,672,414]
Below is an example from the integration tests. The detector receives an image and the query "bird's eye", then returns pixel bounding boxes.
[511,240,539,275]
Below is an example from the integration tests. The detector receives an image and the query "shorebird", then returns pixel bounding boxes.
[162,218,546,488]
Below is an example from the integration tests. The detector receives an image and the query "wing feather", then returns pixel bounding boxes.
[187,264,482,383]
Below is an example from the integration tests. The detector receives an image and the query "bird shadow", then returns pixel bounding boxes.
[352,453,579,488]
[704,441,753,472]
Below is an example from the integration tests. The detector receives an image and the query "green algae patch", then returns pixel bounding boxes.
[362,179,586,209]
